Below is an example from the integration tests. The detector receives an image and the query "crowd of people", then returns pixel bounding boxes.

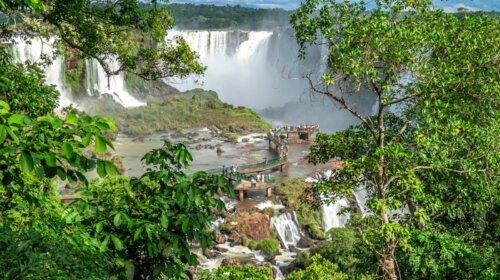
[281,124,319,132]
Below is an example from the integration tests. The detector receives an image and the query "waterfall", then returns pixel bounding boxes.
[270,211,303,249]
[84,59,145,107]
[11,37,73,108]
[321,198,350,232]
[167,29,376,133]
[11,37,145,108]
[166,30,307,109]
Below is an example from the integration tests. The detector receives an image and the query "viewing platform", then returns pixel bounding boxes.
[234,180,275,200]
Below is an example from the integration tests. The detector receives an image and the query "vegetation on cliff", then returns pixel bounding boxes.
[85,88,271,136]
[275,179,325,239]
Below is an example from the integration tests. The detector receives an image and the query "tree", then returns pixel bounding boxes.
[73,142,233,279]
[0,1,223,278]
[0,63,59,117]
[1,0,204,81]
[291,1,499,279]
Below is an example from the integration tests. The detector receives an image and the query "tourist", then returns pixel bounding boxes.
[250,176,257,188]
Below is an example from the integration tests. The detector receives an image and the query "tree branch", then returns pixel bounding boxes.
[306,73,378,140]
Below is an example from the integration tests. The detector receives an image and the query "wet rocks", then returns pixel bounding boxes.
[203,248,221,258]
[229,230,242,245]
[221,258,242,267]
[297,236,315,248]
[215,232,227,244]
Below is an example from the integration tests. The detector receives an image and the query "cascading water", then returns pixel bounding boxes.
[270,212,303,249]
[11,37,144,108]
[84,59,145,107]
[321,198,350,231]
[11,37,73,108]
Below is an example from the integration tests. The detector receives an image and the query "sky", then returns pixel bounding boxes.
[170,0,500,11]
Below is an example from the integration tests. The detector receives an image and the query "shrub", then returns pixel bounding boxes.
[286,255,348,280]
[198,265,273,280]
[242,236,258,250]
[257,238,280,257]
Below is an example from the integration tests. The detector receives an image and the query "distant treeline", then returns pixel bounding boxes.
[454,10,500,20]
[166,4,292,30]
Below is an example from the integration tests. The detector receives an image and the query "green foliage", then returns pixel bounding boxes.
[167,4,291,30]
[292,0,499,278]
[197,265,273,280]
[0,101,117,189]
[74,141,233,279]
[87,89,271,136]
[0,175,112,279]
[256,238,280,257]
[399,230,498,280]
[275,179,324,239]
[2,0,204,81]
[242,236,258,250]
[286,255,349,280]
[296,228,378,278]
[0,63,59,117]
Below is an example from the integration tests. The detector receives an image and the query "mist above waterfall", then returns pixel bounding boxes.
[166,29,376,133]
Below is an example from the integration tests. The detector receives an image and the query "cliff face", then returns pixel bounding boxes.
[234,212,272,241]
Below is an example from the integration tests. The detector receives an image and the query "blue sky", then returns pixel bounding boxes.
[170,0,500,11]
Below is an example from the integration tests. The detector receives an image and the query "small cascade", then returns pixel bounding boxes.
[352,189,368,216]
[255,200,285,211]
[270,212,302,249]
[11,37,73,108]
[84,59,145,107]
[272,265,285,280]
[321,198,350,231]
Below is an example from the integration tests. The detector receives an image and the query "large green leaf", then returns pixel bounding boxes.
[0,125,6,144]
[111,235,123,251]
[19,150,34,172]
[95,135,107,153]
[62,142,74,159]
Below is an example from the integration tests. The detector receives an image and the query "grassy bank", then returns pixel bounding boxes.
[85,88,272,136]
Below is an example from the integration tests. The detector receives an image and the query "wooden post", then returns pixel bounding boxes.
[280,164,285,172]
[239,190,244,201]
[266,187,272,197]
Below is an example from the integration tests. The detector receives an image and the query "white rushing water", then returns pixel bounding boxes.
[321,198,350,231]
[11,37,73,108]
[11,37,144,108]
[84,59,145,107]
[270,212,303,249]
[166,30,310,109]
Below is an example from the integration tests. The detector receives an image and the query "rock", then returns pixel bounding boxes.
[221,258,242,267]
[297,236,315,248]
[215,232,226,244]
[235,212,272,241]
[203,248,220,258]
[216,147,224,153]
[229,230,242,245]
[215,245,229,253]
[280,260,298,276]
[191,240,201,249]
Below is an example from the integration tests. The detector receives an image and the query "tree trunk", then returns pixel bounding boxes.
[382,252,398,280]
